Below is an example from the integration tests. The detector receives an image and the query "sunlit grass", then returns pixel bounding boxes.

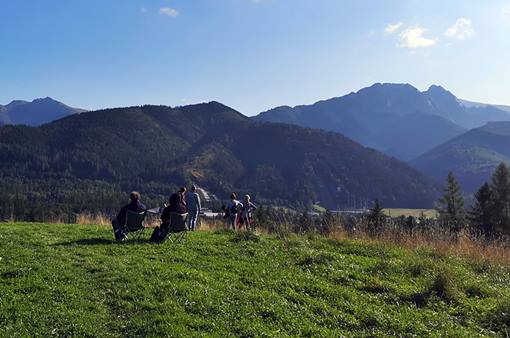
[1,223,509,337]
[384,208,438,219]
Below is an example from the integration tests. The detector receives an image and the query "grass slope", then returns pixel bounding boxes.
[1,223,510,337]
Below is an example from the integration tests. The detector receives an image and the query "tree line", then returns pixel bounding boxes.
[250,163,510,241]
[437,162,510,237]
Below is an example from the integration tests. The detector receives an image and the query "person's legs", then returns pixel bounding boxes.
[187,213,193,231]
[249,217,256,232]
[229,214,236,230]
[111,219,125,241]
[195,212,200,230]
[234,213,240,230]
[188,210,198,231]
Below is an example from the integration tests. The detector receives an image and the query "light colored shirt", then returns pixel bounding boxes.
[226,199,243,214]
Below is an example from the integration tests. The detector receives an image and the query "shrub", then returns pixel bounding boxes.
[429,267,460,303]
[485,302,510,334]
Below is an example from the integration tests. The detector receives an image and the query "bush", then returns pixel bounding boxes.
[429,267,460,303]
[485,302,510,334]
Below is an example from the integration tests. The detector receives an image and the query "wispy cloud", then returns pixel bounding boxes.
[398,26,436,49]
[503,6,510,18]
[159,7,179,17]
[444,18,473,40]
[384,22,403,35]
[140,7,148,14]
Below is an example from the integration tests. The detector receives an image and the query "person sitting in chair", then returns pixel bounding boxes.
[150,190,188,243]
[112,191,146,241]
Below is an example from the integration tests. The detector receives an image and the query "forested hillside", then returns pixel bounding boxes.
[412,122,510,192]
[0,102,439,221]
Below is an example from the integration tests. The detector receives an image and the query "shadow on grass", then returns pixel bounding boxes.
[53,238,149,246]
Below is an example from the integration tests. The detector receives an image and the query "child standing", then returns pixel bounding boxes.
[240,194,257,231]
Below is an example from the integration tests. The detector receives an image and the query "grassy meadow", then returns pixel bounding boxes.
[1,223,510,337]
[383,208,438,219]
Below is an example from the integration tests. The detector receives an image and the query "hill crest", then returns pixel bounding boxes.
[0,97,86,126]
[0,101,439,220]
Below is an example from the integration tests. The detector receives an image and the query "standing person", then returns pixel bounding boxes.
[186,185,201,231]
[241,194,257,231]
[111,191,146,241]
[226,192,243,230]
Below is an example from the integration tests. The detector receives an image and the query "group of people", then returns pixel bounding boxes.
[224,192,258,231]
[111,186,257,242]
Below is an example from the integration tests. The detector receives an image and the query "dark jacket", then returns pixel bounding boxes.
[161,193,187,222]
[117,200,146,225]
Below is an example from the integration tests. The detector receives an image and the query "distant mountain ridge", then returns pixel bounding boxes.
[0,97,86,126]
[412,121,510,192]
[255,83,510,161]
[459,99,510,114]
[0,102,439,220]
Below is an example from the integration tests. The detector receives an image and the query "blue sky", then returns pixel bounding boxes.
[1,0,509,115]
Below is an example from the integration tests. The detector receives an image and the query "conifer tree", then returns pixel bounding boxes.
[368,199,385,234]
[490,163,510,233]
[469,182,494,235]
[437,172,466,233]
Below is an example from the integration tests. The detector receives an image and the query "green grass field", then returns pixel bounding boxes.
[384,208,439,219]
[1,223,509,337]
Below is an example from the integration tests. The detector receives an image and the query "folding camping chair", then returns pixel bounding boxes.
[123,210,147,240]
[165,212,188,243]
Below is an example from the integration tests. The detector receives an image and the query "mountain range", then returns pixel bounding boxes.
[2,83,509,219]
[0,102,439,220]
[459,99,510,114]
[412,121,510,192]
[255,83,510,161]
[0,97,85,126]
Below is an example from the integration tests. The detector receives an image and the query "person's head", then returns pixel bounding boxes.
[244,194,251,203]
[230,192,237,200]
[191,185,197,192]
[130,191,140,203]
[179,187,186,194]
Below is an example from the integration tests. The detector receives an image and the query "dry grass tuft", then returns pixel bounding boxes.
[198,219,226,232]
[75,213,111,226]
[348,228,510,266]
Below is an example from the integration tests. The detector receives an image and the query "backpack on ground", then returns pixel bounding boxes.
[150,226,168,243]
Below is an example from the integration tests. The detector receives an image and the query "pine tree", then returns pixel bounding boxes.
[368,199,385,234]
[469,182,494,235]
[405,216,416,234]
[490,163,510,234]
[436,172,466,233]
